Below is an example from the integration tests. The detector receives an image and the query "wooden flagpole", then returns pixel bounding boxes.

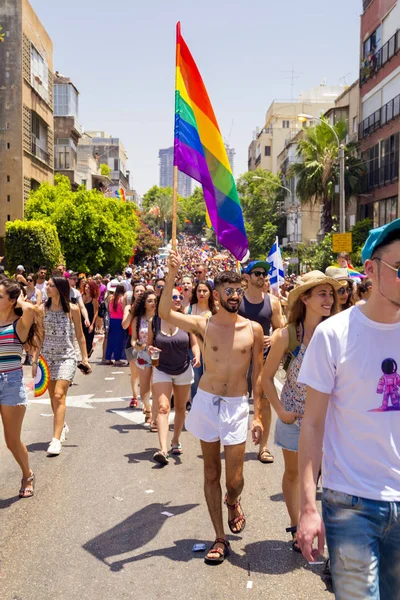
[172,22,180,251]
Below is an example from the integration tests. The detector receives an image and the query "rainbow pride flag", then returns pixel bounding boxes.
[115,187,126,202]
[174,22,248,261]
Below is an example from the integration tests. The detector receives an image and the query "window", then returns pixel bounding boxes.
[282,120,290,129]
[6,175,10,182]
[7,195,10,202]
[6,142,10,150]
[264,146,271,157]
[363,25,382,58]
[114,158,119,171]
[7,215,10,221]
[55,145,70,169]
[31,112,49,163]
[353,116,358,133]
[30,45,49,103]
[375,196,398,226]
[54,83,78,117]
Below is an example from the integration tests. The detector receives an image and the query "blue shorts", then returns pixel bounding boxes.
[0,369,28,407]
[274,418,300,452]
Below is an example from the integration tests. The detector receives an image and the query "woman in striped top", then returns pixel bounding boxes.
[0,279,40,498]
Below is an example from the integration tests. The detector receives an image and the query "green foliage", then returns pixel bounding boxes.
[100,163,111,177]
[141,185,184,235]
[351,218,373,251]
[236,169,281,258]
[5,220,61,272]
[298,233,336,272]
[134,223,162,262]
[290,119,365,233]
[25,175,140,273]
[180,187,206,233]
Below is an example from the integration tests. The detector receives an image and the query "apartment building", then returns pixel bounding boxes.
[358,0,400,225]
[248,84,345,175]
[159,147,192,198]
[78,132,130,195]
[0,0,54,243]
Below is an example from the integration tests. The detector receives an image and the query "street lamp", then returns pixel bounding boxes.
[298,113,346,234]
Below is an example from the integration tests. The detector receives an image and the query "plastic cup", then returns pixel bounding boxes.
[151,350,160,367]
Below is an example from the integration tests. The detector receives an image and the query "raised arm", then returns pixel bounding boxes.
[158,250,205,336]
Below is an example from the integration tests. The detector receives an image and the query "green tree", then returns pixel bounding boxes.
[5,220,61,272]
[134,222,162,262]
[236,169,282,258]
[180,187,206,233]
[25,175,140,273]
[141,185,184,235]
[289,119,366,233]
[298,232,336,272]
[100,163,111,178]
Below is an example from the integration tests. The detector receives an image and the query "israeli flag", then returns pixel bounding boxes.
[267,236,285,295]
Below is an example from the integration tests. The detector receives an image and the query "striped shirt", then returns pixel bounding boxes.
[0,319,24,373]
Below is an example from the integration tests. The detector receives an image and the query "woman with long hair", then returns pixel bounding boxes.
[34,276,91,456]
[356,278,372,305]
[0,279,40,497]
[121,283,146,406]
[261,271,341,551]
[25,273,42,306]
[122,290,156,424]
[82,280,99,357]
[186,281,217,407]
[181,274,194,310]
[148,289,200,465]
[325,267,354,311]
[104,284,126,366]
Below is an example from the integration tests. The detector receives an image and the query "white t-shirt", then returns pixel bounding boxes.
[298,306,400,502]
[36,280,48,302]
[122,278,133,292]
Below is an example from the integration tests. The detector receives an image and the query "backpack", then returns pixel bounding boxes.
[282,323,302,372]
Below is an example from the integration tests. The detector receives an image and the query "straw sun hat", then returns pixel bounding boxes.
[325,266,354,284]
[288,270,344,306]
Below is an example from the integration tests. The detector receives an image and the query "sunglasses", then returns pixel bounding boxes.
[223,287,244,298]
[251,270,267,278]
[373,257,400,278]
[172,294,184,301]
[27,279,33,282]
[157,284,164,289]
[337,287,351,295]
[195,271,203,275]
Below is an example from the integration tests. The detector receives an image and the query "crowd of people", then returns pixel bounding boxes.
[0,220,399,598]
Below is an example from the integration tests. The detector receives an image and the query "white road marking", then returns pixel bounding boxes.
[30,395,130,409]
[110,408,175,424]
[111,371,125,375]
[105,377,115,381]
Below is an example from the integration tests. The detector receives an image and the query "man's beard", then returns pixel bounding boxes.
[219,296,240,313]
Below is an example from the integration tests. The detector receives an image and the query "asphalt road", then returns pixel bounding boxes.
[0,336,332,600]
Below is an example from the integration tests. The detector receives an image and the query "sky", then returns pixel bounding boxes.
[30,0,362,196]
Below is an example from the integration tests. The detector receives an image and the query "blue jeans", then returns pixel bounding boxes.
[322,487,400,600]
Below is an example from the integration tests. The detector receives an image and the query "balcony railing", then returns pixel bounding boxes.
[360,30,400,86]
[31,136,50,164]
[361,157,399,192]
[255,155,261,166]
[359,93,400,139]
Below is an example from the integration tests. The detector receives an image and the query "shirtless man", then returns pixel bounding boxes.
[159,250,264,564]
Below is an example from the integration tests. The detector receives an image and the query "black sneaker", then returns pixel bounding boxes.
[186,401,192,412]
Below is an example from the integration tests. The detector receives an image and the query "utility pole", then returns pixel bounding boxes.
[339,144,346,233]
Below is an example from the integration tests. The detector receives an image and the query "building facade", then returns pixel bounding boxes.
[225,143,235,174]
[54,72,83,189]
[159,147,192,198]
[358,0,400,225]
[248,84,346,176]
[0,0,54,243]
[78,132,130,196]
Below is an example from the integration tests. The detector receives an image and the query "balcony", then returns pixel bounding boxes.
[360,30,400,86]
[255,155,261,167]
[359,94,400,139]
[361,157,399,192]
[31,135,50,164]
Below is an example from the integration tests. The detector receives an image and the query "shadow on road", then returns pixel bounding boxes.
[0,495,21,509]
[26,442,49,453]
[124,449,158,464]
[109,422,148,435]
[83,502,199,570]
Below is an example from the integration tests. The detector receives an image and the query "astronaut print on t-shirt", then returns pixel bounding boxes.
[370,358,400,412]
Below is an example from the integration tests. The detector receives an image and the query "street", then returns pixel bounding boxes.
[0,338,332,600]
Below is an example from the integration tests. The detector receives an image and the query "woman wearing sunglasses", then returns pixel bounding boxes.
[148,288,201,465]
[325,267,355,311]
[25,273,42,306]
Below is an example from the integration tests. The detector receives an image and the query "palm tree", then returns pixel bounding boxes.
[289,119,365,233]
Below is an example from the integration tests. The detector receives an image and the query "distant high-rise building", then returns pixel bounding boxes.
[225,144,235,174]
[159,147,192,197]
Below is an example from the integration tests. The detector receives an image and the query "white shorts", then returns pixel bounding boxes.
[152,364,194,386]
[185,388,249,446]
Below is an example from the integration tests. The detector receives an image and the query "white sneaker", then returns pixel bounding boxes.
[47,438,62,455]
[60,423,69,443]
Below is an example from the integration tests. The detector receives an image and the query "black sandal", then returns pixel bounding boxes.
[153,450,169,465]
[286,525,302,553]
[224,493,246,534]
[19,471,35,498]
[204,538,230,564]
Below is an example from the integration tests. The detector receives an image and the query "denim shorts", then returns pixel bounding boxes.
[0,369,28,407]
[274,418,300,452]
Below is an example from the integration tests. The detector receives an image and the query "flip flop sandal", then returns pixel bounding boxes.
[258,448,274,464]
[286,525,302,553]
[19,472,35,498]
[144,410,152,424]
[153,450,169,466]
[150,422,158,432]
[204,538,230,564]
[224,493,246,534]
[170,442,183,455]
